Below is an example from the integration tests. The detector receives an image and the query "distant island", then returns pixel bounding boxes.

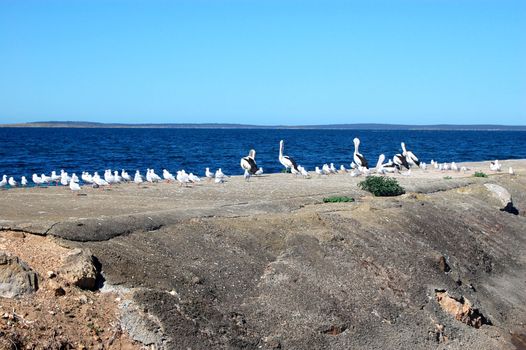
[1,121,525,131]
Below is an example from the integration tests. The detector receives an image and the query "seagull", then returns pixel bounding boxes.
[255,168,263,176]
[176,170,190,187]
[81,172,94,184]
[69,180,81,191]
[32,174,43,186]
[298,166,309,178]
[163,169,176,182]
[490,160,501,172]
[451,162,459,172]
[134,170,144,184]
[339,165,347,173]
[353,138,369,171]
[322,164,331,175]
[460,166,468,173]
[51,171,61,184]
[215,168,226,179]
[121,170,132,182]
[401,142,420,167]
[60,172,69,186]
[8,177,17,187]
[93,172,109,186]
[41,173,52,184]
[113,171,122,184]
[279,140,300,173]
[0,175,7,188]
[329,163,337,174]
[240,149,258,175]
[20,176,28,186]
[315,166,323,176]
[205,168,214,181]
[150,169,162,182]
[105,170,116,184]
[188,173,201,183]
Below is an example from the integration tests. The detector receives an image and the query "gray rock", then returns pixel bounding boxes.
[484,183,519,214]
[58,248,98,290]
[0,251,39,298]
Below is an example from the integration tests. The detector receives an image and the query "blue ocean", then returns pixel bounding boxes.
[0,128,525,179]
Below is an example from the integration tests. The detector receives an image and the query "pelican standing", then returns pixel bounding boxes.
[353,138,369,170]
[279,140,300,173]
[401,142,420,167]
[240,149,258,175]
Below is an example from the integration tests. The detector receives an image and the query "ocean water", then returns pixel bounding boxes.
[0,128,525,179]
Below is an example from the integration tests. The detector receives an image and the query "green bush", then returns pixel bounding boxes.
[443,176,452,180]
[358,176,405,197]
[473,172,488,178]
[323,196,355,203]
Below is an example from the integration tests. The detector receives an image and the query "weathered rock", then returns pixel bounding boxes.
[58,248,98,290]
[435,290,490,328]
[484,183,519,214]
[0,251,39,298]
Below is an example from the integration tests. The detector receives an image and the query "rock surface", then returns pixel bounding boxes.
[0,251,38,298]
[58,248,98,290]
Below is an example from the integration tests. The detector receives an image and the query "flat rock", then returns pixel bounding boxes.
[58,248,98,290]
[0,251,39,298]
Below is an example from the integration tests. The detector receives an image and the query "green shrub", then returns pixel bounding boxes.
[281,168,291,173]
[323,196,355,203]
[358,176,405,197]
[473,172,488,178]
[443,176,452,180]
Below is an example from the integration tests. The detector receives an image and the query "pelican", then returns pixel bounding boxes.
[375,154,386,174]
[240,149,258,175]
[243,169,251,181]
[279,140,299,173]
[8,177,17,187]
[401,142,420,167]
[353,138,369,170]
[255,168,263,176]
[134,170,144,184]
[0,175,7,188]
[21,176,28,186]
[393,154,410,170]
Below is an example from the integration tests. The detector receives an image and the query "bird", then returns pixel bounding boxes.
[215,168,226,179]
[121,170,132,182]
[393,154,410,170]
[81,172,94,184]
[279,140,299,173]
[329,163,337,174]
[41,173,52,184]
[322,164,331,175]
[339,165,347,173]
[113,171,122,184]
[490,160,501,172]
[176,170,190,186]
[375,154,386,174]
[71,173,79,183]
[188,173,201,183]
[243,169,251,181]
[104,170,116,184]
[315,166,323,176]
[51,171,61,184]
[60,173,69,186]
[20,176,28,186]
[8,177,17,187]
[460,166,468,173]
[32,174,43,186]
[134,170,144,184]
[255,168,263,176]
[93,173,109,186]
[0,175,7,188]
[240,149,258,175]
[353,138,369,170]
[69,180,81,191]
[163,169,176,182]
[205,168,214,181]
[298,166,309,178]
[451,162,459,172]
[401,142,420,167]
[150,169,162,182]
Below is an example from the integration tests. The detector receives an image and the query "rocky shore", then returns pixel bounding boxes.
[1,160,525,349]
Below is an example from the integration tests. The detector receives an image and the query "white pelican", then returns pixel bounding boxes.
[255,168,263,176]
[353,138,369,170]
[134,170,144,184]
[8,177,17,187]
[279,140,300,173]
[241,149,258,175]
[0,175,7,188]
[21,176,28,186]
[401,142,420,167]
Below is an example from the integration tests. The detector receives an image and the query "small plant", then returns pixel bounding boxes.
[323,196,355,203]
[281,168,291,173]
[473,172,488,178]
[358,176,405,197]
[443,176,452,180]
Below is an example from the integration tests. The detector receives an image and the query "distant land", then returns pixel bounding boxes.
[1,121,525,130]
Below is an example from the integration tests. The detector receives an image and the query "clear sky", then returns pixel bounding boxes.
[0,0,525,125]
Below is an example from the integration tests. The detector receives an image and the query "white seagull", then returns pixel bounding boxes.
[8,177,17,187]
[205,168,214,181]
[0,175,7,188]
[134,170,144,184]
[21,176,28,186]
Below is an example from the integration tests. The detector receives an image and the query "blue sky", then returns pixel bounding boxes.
[0,0,525,125]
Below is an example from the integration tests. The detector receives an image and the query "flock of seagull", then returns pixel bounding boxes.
[0,138,515,192]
